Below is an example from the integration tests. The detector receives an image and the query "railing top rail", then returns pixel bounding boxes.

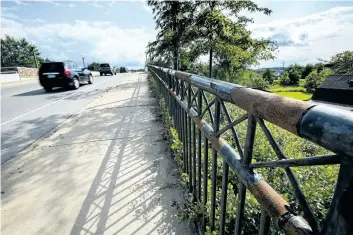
[149,65,353,158]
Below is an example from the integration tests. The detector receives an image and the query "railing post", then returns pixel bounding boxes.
[197,89,203,201]
[321,155,353,235]
[259,210,271,235]
[234,114,257,235]
[210,98,221,232]
[188,85,193,192]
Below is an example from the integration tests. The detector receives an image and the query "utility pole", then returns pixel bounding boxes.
[31,46,38,68]
[82,57,85,68]
[283,61,285,71]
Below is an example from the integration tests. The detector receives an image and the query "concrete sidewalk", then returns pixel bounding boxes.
[1,73,194,235]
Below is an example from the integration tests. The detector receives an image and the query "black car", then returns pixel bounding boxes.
[38,60,93,91]
[120,67,127,73]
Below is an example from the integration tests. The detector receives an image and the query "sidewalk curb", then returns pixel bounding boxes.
[1,85,117,166]
[1,79,39,87]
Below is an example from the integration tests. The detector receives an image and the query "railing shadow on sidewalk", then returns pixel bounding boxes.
[68,77,192,235]
[1,75,193,235]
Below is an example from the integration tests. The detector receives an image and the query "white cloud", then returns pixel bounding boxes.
[1,18,156,68]
[88,2,104,9]
[248,6,353,67]
[68,3,75,8]
[13,0,29,6]
[141,2,152,13]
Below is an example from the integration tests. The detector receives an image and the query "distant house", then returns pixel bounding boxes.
[312,74,353,105]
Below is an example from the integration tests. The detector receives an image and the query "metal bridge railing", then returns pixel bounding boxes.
[148,65,353,235]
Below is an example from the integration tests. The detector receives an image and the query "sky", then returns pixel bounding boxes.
[1,0,353,69]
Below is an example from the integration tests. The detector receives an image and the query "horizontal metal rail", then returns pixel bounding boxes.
[148,65,353,235]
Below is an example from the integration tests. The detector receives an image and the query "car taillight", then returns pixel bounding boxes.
[64,70,71,77]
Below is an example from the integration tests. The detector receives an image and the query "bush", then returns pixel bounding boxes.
[262,68,275,84]
[304,69,332,93]
[288,68,301,85]
[244,73,269,90]
[279,71,291,85]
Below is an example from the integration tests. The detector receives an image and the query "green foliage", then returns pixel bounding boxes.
[262,68,275,84]
[286,65,301,85]
[147,0,277,76]
[329,50,353,75]
[302,64,314,79]
[279,71,291,85]
[243,72,269,90]
[1,34,44,67]
[87,62,100,71]
[304,69,332,93]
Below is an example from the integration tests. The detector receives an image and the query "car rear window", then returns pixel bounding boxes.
[100,64,110,67]
[40,62,65,72]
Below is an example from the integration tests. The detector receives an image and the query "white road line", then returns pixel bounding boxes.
[1,80,107,126]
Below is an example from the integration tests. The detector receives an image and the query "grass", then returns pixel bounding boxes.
[269,80,312,100]
[269,85,306,92]
[275,91,312,100]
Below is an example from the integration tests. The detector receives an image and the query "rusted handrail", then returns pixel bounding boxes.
[148,65,353,235]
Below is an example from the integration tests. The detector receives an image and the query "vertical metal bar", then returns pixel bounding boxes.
[180,81,184,142]
[182,108,186,172]
[192,122,197,199]
[188,115,192,191]
[197,89,203,201]
[219,161,229,235]
[185,112,189,173]
[188,85,193,192]
[210,98,221,232]
[259,210,271,235]
[203,137,209,232]
[234,114,257,235]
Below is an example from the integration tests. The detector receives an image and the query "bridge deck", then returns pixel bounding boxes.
[1,73,194,235]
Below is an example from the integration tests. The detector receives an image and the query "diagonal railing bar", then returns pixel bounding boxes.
[219,101,245,158]
[217,112,247,137]
[200,91,215,124]
[148,65,353,235]
[255,117,320,234]
[189,88,200,109]
[250,154,340,168]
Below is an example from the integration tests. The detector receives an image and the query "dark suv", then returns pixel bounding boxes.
[38,60,93,91]
[99,63,115,76]
[120,67,127,73]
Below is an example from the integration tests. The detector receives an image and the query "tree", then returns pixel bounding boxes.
[88,62,100,71]
[147,1,196,70]
[243,71,269,90]
[279,71,291,85]
[188,1,276,78]
[302,64,314,79]
[304,69,332,93]
[286,64,302,85]
[262,68,274,84]
[1,35,42,68]
[329,50,353,75]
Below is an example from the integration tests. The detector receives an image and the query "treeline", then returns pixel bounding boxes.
[1,35,51,68]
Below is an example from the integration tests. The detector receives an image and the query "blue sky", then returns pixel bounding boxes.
[1,1,353,69]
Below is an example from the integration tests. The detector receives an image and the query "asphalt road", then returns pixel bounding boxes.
[1,74,129,164]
